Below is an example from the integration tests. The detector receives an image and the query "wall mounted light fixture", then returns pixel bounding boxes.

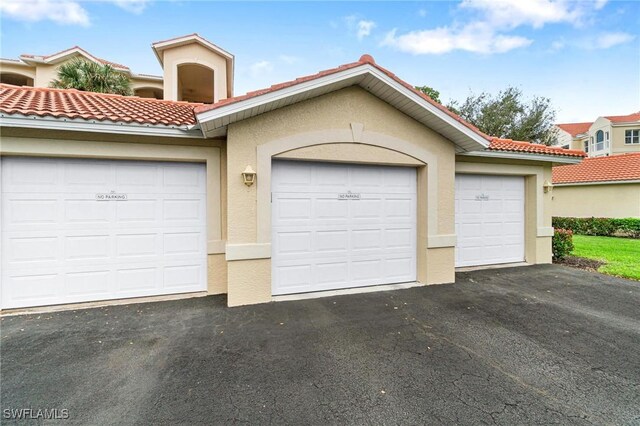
[543,180,553,193]
[242,165,256,186]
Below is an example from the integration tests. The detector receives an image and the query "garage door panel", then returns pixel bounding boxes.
[316,264,349,286]
[3,273,62,305]
[1,158,207,309]
[272,161,417,295]
[66,199,113,224]
[65,235,111,261]
[64,161,111,190]
[316,230,349,253]
[116,233,159,258]
[66,270,111,297]
[455,174,525,267]
[164,264,204,290]
[3,197,59,226]
[6,235,57,263]
[2,158,60,192]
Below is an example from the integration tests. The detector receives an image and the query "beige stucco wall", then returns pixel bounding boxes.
[570,137,588,152]
[0,62,36,82]
[160,43,228,103]
[224,86,458,306]
[0,128,228,296]
[130,79,164,92]
[455,156,555,265]
[612,123,640,155]
[553,183,640,218]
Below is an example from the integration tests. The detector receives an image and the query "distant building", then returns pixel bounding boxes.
[0,33,234,104]
[556,112,640,157]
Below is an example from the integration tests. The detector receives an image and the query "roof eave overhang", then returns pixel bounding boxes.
[0,59,32,68]
[611,121,640,126]
[20,50,130,72]
[553,179,640,186]
[196,64,489,152]
[461,150,584,164]
[0,114,204,139]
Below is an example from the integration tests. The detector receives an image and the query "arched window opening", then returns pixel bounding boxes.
[1,73,34,87]
[595,130,604,151]
[177,63,214,104]
[134,87,164,99]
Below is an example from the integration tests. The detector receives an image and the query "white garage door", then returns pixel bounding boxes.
[1,157,207,309]
[455,174,525,267]
[271,161,417,295]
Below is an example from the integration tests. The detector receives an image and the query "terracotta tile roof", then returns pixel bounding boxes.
[605,112,640,123]
[21,46,130,70]
[488,138,586,158]
[194,54,493,143]
[556,122,592,137]
[0,84,199,126]
[553,153,640,184]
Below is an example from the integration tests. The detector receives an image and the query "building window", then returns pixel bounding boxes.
[625,129,640,144]
[595,130,604,151]
[584,140,589,152]
[605,131,610,149]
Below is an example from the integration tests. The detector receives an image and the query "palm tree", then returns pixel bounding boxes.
[51,58,132,96]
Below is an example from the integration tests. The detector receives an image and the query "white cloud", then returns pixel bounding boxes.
[594,0,608,10]
[356,20,376,40]
[343,15,376,40]
[112,0,149,14]
[593,32,635,49]
[383,0,611,55]
[0,0,90,26]
[460,0,589,29]
[382,23,532,55]
[249,60,273,77]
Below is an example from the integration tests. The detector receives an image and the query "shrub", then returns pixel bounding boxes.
[553,228,574,260]
[552,217,640,238]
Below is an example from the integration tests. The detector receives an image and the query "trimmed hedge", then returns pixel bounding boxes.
[552,217,640,238]
[552,228,574,260]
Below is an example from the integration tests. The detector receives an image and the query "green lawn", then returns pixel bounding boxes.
[572,235,640,281]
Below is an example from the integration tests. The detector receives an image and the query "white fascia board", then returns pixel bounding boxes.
[131,73,163,81]
[611,121,640,127]
[461,150,584,164]
[365,66,489,150]
[553,179,640,187]
[0,114,204,139]
[196,64,489,150]
[153,36,234,60]
[0,59,31,67]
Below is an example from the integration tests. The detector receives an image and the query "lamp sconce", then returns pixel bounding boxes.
[242,165,256,186]
[543,180,553,193]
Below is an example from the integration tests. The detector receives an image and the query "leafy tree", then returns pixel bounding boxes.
[51,58,132,96]
[414,85,442,104]
[448,87,558,145]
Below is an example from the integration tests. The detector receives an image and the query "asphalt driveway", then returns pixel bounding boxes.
[2,265,639,425]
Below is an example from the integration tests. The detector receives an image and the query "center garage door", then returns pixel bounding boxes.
[1,157,207,309]
[455,174,525,267]
[271,160,417,296]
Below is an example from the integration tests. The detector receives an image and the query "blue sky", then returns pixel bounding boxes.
[1,0,639,122]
